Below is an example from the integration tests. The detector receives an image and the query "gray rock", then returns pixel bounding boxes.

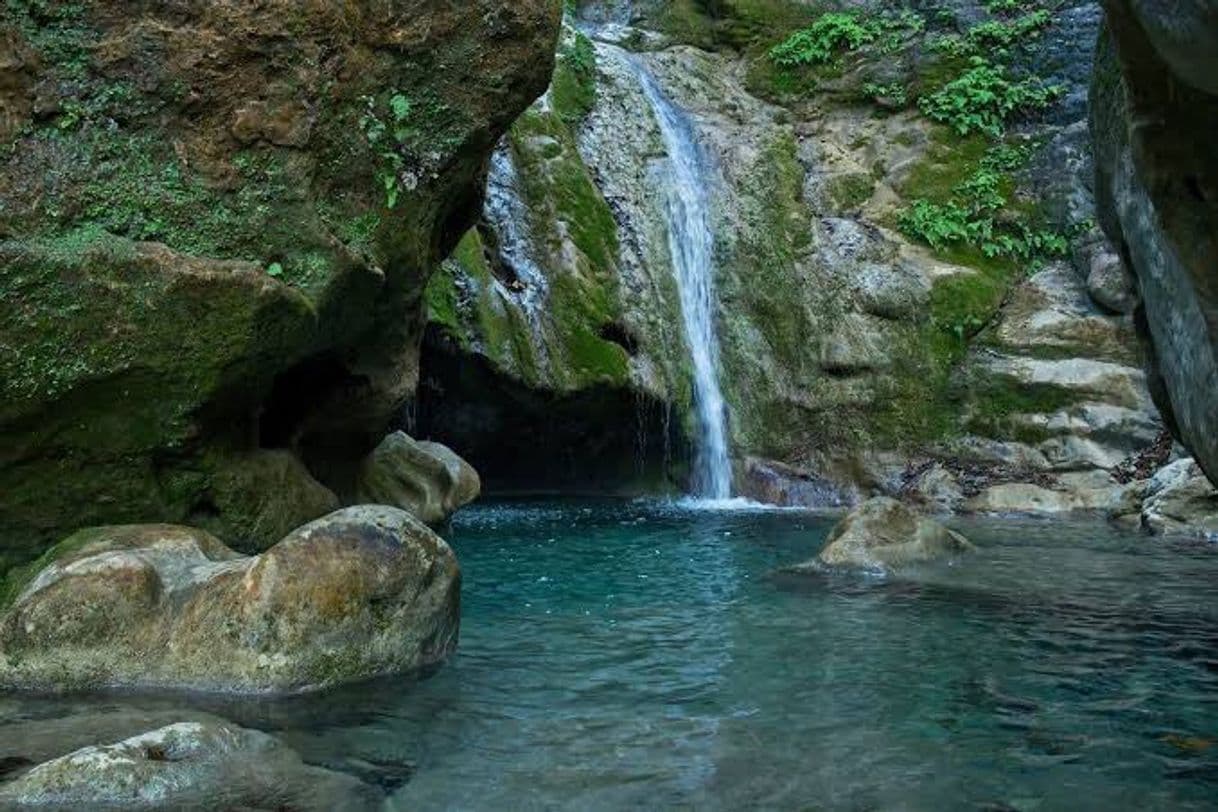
[1123,0,1218,94]
[1093,4,1218,487]
[1140,458,1218,539]
[1085,244,1139,314]
[788,497,975,574]
[0,721,378,811]
[355,432,480,525]
[0,506,460,694]
[964,480,1139,516]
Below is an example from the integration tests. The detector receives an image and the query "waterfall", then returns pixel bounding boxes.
[626,59,733,500]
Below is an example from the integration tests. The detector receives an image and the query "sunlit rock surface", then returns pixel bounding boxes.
[356,432,481,525]
[786,497,975,574]
[0,507,459,694]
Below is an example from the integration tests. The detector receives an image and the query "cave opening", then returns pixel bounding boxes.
[409,326,687,494]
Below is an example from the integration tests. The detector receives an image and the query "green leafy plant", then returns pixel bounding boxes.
[359,91,417,209]
[863,81,908,107]
[928,9,1051,59]
[899,143,1070,262]
[769,12,878,66]
[917,58,1062,136]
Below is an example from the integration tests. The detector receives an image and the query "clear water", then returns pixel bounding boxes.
[626,55,732,499]
[4,500,1218,811]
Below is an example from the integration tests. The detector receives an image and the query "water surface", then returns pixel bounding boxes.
[5,499,1218,810]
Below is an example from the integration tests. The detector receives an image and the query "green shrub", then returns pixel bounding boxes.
[768,12,878,66]
[918,58,1061,136]
[862,81,908,107]
[899,143,1070,262]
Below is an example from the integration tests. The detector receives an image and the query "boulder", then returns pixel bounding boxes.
[0,721,378,811]
[0,506,460,694]
[1092,1,1218,487]
[788,497,975,574]
[0,0,560,571]
[1140,458,1218,539]
[355,432,481,525]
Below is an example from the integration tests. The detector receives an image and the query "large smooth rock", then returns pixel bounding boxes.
[355,432,481,524]
[0,507,460,694]
[788,498,975,574]
[1093,1,1218,487]
[1140,458,1218,539]
[0,721,378,811]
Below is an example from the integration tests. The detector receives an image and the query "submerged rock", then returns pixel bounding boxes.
[0,507,459,694]
[0,721,378,811]
[355,432,480,525]
[788,497,975,574]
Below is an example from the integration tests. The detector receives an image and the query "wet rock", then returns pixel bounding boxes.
[738,457,857,508]
[1140,459,1218,539]
[787,497,975,574]
[0,721,378,811]
[0,507,460,694]
[355,432,480,525]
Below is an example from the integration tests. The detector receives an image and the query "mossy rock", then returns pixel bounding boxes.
[0,0,562,572]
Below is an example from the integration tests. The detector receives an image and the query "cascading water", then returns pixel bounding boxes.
[627,60,733,500]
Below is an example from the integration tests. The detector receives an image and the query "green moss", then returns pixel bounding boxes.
[0,526,107,611]
[826,172,876,211]
[510,110,619,275]
[551,30,598,125]
[730,132,814,372]
[964,376,1079,442]
[0,228,312,447]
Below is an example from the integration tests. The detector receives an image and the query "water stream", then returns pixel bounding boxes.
[625,58,733,500]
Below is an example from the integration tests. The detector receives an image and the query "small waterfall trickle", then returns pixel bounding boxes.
[624,58,733,500]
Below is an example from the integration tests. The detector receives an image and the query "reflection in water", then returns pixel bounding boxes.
[2,503,1217,810]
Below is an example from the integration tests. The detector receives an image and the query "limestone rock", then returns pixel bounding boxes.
[1093,2,1218,486]
[788,497,975,574]
[0,507,460,694]
[1140,459,1218,539]
[0,721,378,811]
[963,480,1139,516]
[1085,244,1139,314]
[355,432,480,525]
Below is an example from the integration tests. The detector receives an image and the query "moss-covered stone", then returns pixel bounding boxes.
[0,0,562,570]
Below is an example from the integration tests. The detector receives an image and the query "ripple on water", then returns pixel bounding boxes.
[2,500,1217,811]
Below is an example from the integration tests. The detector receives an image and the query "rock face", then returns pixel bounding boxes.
[1092,0,1218,487]
[0,507,460,694]
[356,432,481,524]
[789,497,975,574]
[0,1,560,571]
[414,3,1174,510]
[0,721,378,811]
